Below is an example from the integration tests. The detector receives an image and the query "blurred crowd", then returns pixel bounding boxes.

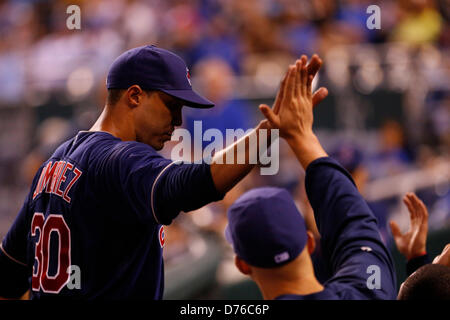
[0,0,449,99]
[0,0,449,297]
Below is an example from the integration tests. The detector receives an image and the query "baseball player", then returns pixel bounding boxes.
[0,45,327,299]
[390,193,431,276]
[391,192,450,299]
[225,59,398,299]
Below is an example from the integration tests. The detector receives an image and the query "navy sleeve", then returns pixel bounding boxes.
[99,142,224,225]
[0,244,30,298]
[0,197,33,298]
[305,157,397,300]
[152,161,225,225]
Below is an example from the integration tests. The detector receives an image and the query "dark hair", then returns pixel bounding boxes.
[398,264,450,300]
[106,88,155,106]
[107,89,125,106]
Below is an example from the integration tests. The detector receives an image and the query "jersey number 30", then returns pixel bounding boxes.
[31,213,71,293]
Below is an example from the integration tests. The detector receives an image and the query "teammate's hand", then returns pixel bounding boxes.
[390,193,429,260]
[433,243,450,267]
[258,54,328,137]
[259,55,327,141]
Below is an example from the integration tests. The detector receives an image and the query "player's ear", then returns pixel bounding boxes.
[306,230,316,254]
[235,256,252,275]
[126,85,143,108]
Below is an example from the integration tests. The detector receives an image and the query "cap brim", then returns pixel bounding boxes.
[160,89,215,109]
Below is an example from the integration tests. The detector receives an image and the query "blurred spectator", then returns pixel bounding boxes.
[423,91,450,156]
[21,117,76,184]
[183,57,254,150]
[368,120,414,179]
[391,0,443,45]
[330,142,368,192]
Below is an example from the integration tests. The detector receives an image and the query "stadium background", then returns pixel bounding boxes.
[0,0,448,299]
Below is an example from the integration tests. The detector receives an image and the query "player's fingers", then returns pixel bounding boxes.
[408,193,423,220]
[307,75,313,98]
[307,55,322,88]
[301,60,307,96]
[284,65,296,102]
[433,244,450,266]
[403,195,415,216]
[415,199,428,231]
[405,195,421,230]
[389,221,403,238]
[295,60,301,99]
[409,194,422,217]
[410,193,428,217]
[301,55,308,66]
[418,199,429,218]
[300,55,308,96]
[307,54,322,77]
[273,71,289,114]
[259,104,280,127]
[312,87,328,107]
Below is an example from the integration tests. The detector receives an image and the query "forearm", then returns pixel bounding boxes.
[210,121,273,194]
[286,133,328,170]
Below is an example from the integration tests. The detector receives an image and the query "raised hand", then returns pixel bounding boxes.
[390,193,429,260]
[259,54,328,134]
[258,54,328,169]
[433,243,450,267]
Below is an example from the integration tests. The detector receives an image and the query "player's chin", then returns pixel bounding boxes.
[153,141,164,150]
[154,136,171,150]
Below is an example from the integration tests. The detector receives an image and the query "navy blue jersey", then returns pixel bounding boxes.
[277,157,397,300]
[0,131,223,299]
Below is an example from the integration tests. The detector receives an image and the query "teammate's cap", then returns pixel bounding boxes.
[106,45,214,108]
[225,187,307,268]
[330,143,363,173]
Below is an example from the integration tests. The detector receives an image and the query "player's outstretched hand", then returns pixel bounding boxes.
[258,55,328,138]
[433,243,450,267]
[259,55,327,141]
[390,193,429,260]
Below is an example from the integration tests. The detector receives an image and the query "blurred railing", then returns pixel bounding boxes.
[365,160,449,202]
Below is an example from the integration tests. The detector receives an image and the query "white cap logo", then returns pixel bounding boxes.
[274,251,290,263]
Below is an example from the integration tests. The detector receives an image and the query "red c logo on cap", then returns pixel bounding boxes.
[159,226,165,248]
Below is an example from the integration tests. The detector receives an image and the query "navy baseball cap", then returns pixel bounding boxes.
[225,187,307,268]
[330,143,363,173]
[106,45,214,108]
